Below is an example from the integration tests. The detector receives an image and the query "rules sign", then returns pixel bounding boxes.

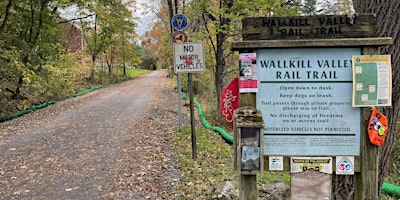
[173,42,205,73]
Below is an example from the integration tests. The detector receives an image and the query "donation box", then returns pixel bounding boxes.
[234,106,265,175]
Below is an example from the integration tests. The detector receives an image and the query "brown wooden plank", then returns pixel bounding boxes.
[231,37,392,50]
[237,49,258,199]
[243,14,376,40]
[354,47,380,200]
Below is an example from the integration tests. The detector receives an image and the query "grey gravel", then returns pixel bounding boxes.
[0,70,183,199]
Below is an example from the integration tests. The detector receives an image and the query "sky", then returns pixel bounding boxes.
[58,1,157,36]
[132,0,159,35]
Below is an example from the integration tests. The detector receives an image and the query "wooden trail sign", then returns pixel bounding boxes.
[232,13,392,200]
[242,14,376,40]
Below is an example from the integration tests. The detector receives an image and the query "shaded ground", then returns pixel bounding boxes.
[0,70,181,199]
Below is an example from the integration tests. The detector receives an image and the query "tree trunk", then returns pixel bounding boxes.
[332,1,400,199]
[214,0,232,111]
[0,0,13,35]
[215,31,225,109]
[167,0,174,37]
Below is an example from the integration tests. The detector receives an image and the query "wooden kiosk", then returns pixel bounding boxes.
[232,14,392,199]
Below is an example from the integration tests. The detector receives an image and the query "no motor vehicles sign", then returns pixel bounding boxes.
[173,42,205,73]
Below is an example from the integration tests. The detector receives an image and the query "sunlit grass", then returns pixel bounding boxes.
[125,68,152,78]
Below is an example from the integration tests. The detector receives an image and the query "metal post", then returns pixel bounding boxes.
[178,72,182,130]
[188,73,197,159]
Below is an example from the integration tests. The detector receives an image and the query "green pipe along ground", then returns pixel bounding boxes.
[0,86,102,123]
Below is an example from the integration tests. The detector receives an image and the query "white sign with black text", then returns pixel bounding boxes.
[173,42,205,73]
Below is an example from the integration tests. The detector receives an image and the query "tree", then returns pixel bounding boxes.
[0,0,64,100]
[0,0,140,115]
[188,0,301,111]
[72,0,137,79]
[352,0,400,198]
[329,1,400,199]
[301,0,322,15]
[318,0,353,15]
[0,0,13,35]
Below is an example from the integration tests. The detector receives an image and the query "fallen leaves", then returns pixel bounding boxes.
[65,187,79,192]
[0,73,181,199]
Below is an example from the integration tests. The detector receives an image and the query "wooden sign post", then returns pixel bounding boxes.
[232,14,392,199]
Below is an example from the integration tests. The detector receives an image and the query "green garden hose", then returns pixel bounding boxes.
[0,86,102,123]
[180,92,234,144]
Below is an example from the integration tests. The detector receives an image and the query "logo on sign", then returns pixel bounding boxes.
[171,14,188,31]
[336,156,354,175]
[173,31,188,43]
[220,78,239,126]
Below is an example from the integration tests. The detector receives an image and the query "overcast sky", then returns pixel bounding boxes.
[132,0,159,35]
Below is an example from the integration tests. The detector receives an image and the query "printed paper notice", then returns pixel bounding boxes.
[239,53,258,93]
[290,157,333,174]
[269,156,284,171]
[241,146,260,170]
[352,55,392,107]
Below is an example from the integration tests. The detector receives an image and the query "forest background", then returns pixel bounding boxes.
[0,0,399,199]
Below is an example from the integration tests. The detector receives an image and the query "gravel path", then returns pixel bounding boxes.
[0,70,182,199]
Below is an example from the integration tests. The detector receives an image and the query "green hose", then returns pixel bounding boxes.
[0,86,102,123]
[382,182,400,198]
[180,91,234,144]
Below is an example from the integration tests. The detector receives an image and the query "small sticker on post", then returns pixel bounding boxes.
[336,156,354,175]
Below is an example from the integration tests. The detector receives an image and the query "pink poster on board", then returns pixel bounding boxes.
[239,53,258,93]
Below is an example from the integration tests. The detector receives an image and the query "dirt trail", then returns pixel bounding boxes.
[0,70,181,199]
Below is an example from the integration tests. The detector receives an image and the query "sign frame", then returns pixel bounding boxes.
[173,42,205,73]
[256,47,361,156]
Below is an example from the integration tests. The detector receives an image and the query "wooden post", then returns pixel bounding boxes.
[238,49,258,199]
[354,47,380,200]
[240,175,257,200]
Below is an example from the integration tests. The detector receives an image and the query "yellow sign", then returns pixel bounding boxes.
[173,31,188,43]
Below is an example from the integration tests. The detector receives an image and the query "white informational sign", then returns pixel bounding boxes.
[336,156,355,175]
[269,156,284,171]
[173,42,205,73]
[257,48,361,156]
[290,157,333,174]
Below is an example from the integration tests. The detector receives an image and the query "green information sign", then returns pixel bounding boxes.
[352,55,392,107]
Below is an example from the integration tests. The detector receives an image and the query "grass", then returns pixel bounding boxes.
[126,68,152,78]
[172,126,290,199]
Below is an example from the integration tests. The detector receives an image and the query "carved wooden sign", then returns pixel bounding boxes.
[242,14,376,40]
